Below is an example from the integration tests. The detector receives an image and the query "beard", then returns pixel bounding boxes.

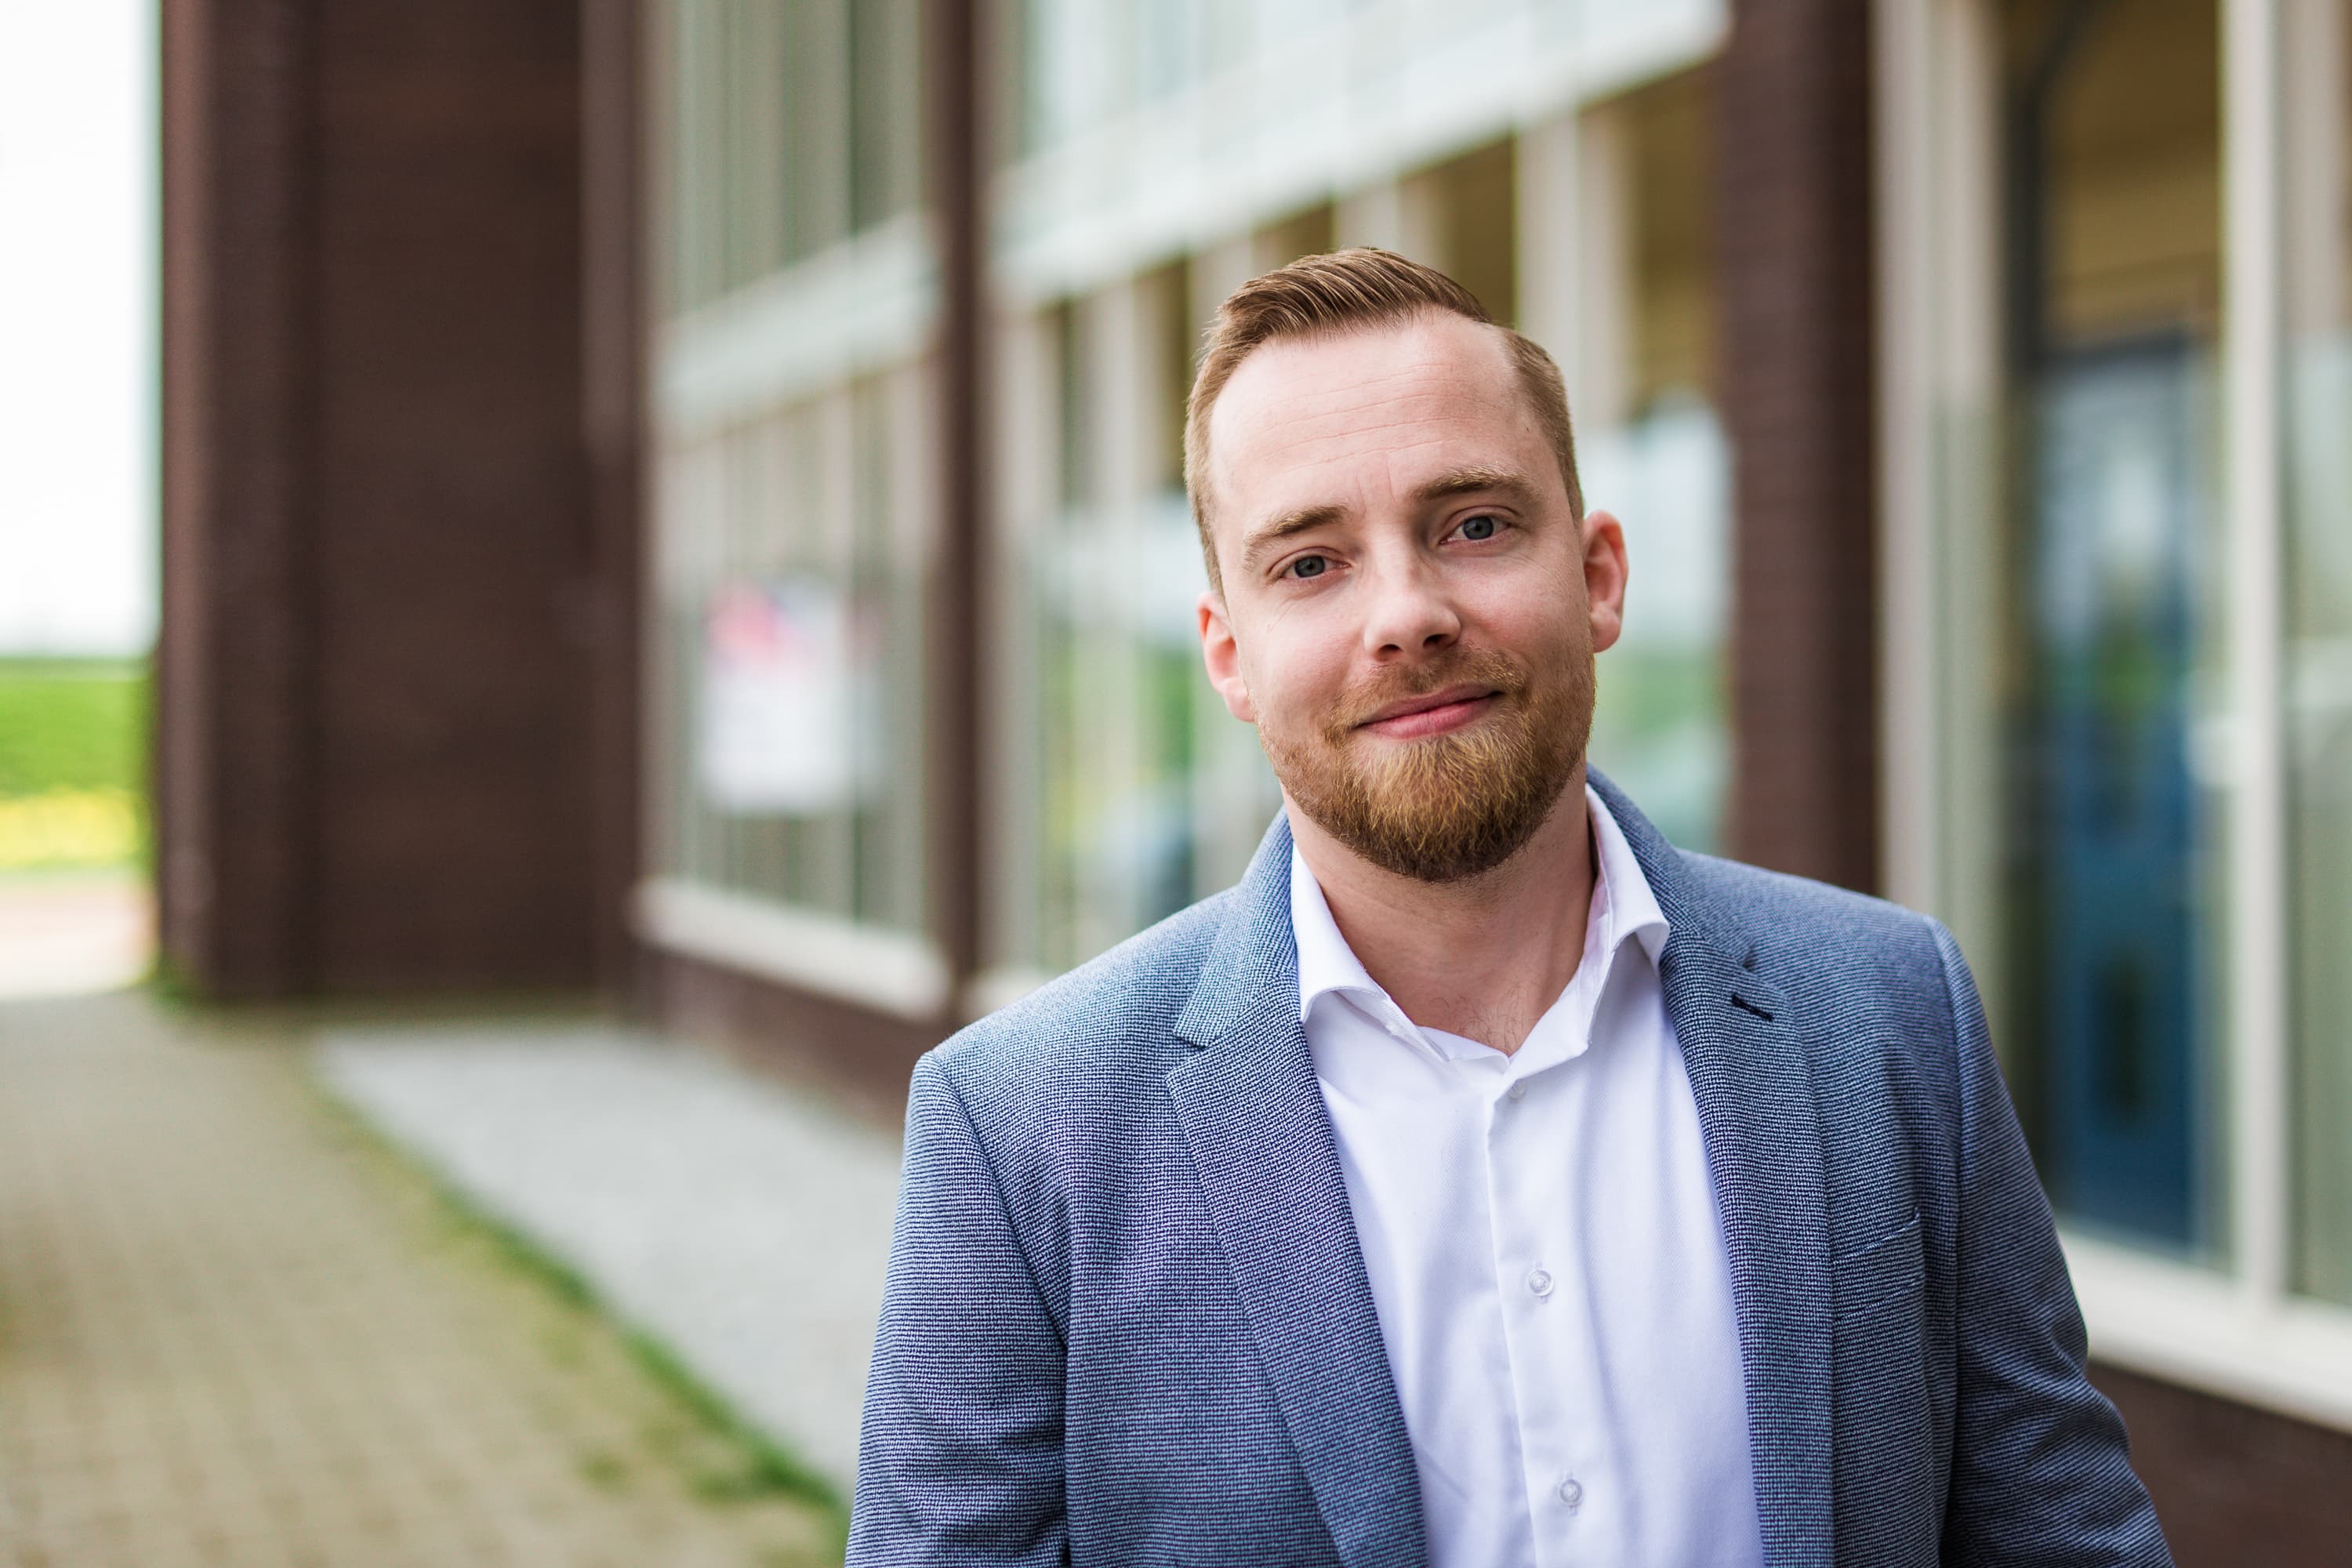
[1261,641,1594,884]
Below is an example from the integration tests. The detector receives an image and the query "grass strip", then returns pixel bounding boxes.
[307,1076,852,1555]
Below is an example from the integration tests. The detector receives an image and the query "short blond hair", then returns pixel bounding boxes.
[1183,248,1584,592]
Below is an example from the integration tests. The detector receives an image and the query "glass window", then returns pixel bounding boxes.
[1022,0,1134,154]
[1570,70,1732,854]
[1433,139,1519,332]
[784,0,851,264]
[661,0,907,308]
[1991,0,2225,1256]
[2285,0,2352,1305]
[851,0,922,230]
[662,0,723,312]
[650,378,931,935]
[1017,270,1224,971]
[1134,0,1204,107]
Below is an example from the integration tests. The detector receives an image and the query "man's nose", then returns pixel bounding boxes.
[1360,555,1461,659]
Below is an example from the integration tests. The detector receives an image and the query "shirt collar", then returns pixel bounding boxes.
[1290,782,1671,1025]
[1290,837,1382,1022]
[1588,780,1671,969]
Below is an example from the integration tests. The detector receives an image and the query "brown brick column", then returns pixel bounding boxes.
[581,0,649,1006]
[927,0,988,1000]
[159,0,626,996]
[1715,0,1880,891]
[159,0,318,996]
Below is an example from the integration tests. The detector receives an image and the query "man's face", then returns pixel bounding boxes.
[1196,312,1627,883]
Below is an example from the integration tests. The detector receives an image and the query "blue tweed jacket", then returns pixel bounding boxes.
[849,774,2172,1567]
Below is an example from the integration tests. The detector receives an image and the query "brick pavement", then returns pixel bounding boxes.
[0,992,843,1568]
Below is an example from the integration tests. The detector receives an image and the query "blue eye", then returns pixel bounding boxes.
[1459,515,1498,541]
[1289,555,1328,579]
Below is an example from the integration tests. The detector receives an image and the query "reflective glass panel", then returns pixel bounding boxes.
[651,379,930,933]
[1577,70,1730,852]
[1994,0,2224,1253]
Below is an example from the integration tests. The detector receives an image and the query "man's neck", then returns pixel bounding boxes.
[1290,768,1595,1056]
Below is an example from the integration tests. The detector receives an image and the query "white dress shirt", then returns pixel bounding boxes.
[1293,786,1765,1568]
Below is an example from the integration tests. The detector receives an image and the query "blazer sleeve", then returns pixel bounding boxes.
[1930,920,2174,1566]
[848,1051,1069,1568]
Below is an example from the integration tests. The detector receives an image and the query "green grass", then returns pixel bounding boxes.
[0,658,148,797]
[0,659,150,871]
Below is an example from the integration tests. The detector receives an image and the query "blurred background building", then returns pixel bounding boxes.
[151,0,2350,1559]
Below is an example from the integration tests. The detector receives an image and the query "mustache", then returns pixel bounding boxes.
[1327,648,1530,732]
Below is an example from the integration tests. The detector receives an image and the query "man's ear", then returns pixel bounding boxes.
[1580,507,1628,656]
[1197,590,1256,724]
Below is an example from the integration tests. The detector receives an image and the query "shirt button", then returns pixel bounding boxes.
[1556,1472,1583,1511]
[1526,1267,1555,1298]
[1507,1082,1526,1102]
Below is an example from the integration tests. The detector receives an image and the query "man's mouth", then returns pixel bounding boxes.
[1355,684,1503,740]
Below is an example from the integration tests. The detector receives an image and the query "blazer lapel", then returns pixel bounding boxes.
[1167,814,1428,1568]
[1594,771,1835,1567]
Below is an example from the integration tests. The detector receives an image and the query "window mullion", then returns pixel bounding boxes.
[2221,0,2292,1306]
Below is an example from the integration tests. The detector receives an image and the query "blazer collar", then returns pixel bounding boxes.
[1170,771,1834,1568]
[1586,771,1838,1564]
[1167,809,1428,1568]
[1171,807,1300,1053]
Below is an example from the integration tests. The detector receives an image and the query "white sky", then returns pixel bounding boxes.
[0,2,155,657]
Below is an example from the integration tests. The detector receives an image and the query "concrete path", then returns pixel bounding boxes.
[0,992,844,1567]
[315,1022,904,1493]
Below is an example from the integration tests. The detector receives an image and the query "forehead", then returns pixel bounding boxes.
[1204,313,1541,521]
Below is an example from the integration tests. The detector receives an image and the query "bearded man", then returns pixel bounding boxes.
[848,250,2172,1568]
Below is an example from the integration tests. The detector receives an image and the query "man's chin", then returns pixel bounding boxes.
[1303,762,1577,884]
[1327,807,1555,884]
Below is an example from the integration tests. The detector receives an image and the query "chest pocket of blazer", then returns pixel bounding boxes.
[1830,1206,1922,1325]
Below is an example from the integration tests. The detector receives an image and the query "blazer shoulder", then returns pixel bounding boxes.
[1678,848,1944,962]
[926,889,1237,1105]
[1674,848,1956,1032]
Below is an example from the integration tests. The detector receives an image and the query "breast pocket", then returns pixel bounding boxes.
[1831,1206,1923,1327]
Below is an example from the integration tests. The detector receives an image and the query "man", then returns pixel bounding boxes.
[849,249,2171,1567]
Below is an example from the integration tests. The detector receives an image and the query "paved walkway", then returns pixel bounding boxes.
[0,992,846,1567]
[0,870,149,1000]
[316,1024,903,1490]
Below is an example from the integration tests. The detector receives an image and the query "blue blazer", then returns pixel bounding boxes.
[849,775,2172,1566]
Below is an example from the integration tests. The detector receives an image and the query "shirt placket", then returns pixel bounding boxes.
[1487,946,1626,1568]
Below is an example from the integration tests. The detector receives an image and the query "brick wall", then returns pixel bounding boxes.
[159,0,315,994]
[158,0,626,996]
[2094,1363,2352,1567]
[1715,0,1879,892]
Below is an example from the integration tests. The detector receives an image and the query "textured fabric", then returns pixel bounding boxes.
[848,773,2175,1568]
[1291,785,1761,1568]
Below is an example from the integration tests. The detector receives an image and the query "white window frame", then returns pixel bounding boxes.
[633,877,953,1022]
[1878,0,2352,1430]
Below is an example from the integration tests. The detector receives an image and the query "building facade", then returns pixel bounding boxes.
[633,0,2352,1554]
[160,0,2352,1557]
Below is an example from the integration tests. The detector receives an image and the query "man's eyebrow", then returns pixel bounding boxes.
[1237,503,1347,575]
[1412,466,1541,507]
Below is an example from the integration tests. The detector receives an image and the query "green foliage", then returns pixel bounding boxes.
[0,659,148,797]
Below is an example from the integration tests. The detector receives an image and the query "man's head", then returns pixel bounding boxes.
[1187,249,1628,884]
